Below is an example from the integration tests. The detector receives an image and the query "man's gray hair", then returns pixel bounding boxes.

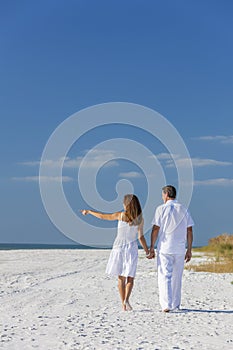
[162,185,176,199]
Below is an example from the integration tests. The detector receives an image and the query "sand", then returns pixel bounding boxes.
[0,249,233,350]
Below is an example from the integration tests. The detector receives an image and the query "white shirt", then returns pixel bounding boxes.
[151,199,194,254]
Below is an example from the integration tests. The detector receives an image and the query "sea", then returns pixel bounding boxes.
[0,243,111,250]
[0,243,201,250]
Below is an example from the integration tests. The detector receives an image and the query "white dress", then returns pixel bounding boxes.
[105,216,139,277]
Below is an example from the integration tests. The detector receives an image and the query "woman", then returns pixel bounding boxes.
[81,194,149,311]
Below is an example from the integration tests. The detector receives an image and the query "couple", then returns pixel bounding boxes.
[81,185,194,312]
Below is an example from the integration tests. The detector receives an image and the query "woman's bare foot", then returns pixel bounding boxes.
[124,300,133,311]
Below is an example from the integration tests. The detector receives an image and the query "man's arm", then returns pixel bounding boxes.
[185,226,193,262]
[147,225,160,259]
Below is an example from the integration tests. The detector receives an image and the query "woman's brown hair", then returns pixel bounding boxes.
[122,194,142,226]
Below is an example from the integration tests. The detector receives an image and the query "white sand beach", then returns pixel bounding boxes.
[0,249,233,350]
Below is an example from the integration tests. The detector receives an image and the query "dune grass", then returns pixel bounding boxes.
[186,233,233,273]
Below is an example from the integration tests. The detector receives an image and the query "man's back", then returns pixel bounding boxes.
[153,199,194,254]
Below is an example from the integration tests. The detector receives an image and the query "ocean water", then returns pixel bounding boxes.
[0,243,201,251]
[0,243,111,250]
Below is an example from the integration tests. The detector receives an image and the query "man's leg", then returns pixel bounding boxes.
[157,253,174,311]
[171,254,185,310]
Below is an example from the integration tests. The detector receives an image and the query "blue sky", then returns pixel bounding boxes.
[1,0,233,247]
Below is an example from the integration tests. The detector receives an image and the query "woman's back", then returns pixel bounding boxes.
[114,217,138,247]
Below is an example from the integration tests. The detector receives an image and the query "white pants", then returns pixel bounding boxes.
[157,253,185,310]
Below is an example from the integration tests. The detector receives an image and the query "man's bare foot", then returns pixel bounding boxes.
[163,308,170,312]
[122,303,127,311]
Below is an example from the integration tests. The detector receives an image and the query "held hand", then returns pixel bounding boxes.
[185,250,192,263]
[81,210,89,216]
[146,247,155,259]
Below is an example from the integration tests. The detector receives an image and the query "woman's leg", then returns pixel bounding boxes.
[124,276,134,310]
[118,275,126,309]
[125,276,134,301]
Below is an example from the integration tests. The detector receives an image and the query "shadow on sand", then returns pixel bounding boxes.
[175,309,233,314]
[135,308,233,314]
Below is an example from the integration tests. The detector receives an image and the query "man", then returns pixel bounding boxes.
[148,185,194,312]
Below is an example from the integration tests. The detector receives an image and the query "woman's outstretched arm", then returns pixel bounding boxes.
[81,210,121,221]
[137,219,149,255]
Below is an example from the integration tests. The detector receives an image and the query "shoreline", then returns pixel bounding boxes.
[0,243,204,251]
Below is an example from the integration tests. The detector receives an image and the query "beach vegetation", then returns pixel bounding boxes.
[186,233,233,273]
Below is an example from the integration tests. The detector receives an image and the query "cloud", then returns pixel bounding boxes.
[193,135,233,144]
[12,176,73,183]
[195,178,233,186]
[151,153,232,168]
[119,171,143,178]
[154,153,179,160]
[21,158,67,168]
[15,151,119,183]
[176,157,231,168]
[20,150,119,169]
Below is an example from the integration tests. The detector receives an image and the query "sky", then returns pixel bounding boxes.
[1,0,233,247]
